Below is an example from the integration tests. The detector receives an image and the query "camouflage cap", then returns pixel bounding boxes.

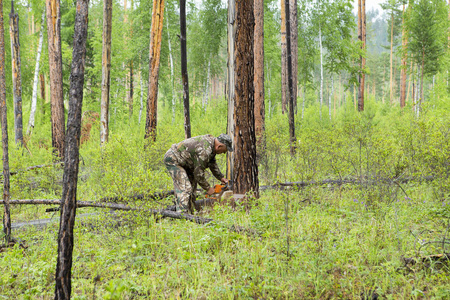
[217,133,233,152]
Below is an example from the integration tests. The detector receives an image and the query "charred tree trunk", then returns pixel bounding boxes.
[254,0,265,149]
[144,0,165,141]
[28,10,45,135]
[233,0,259,197]
[284,0,296,155]
[180,0,191,139]
[226,0,236,181]
[100,0,112,145]
[54,1,89,298]
[9,1,23,146]
[46,0,65,159]
[0,0,11,244]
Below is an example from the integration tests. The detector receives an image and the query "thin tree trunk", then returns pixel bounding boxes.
[400,4,407,108]
[166,13,175,124]
[180,0,191,139]
[54,1,89,298]
[46,0,65,159]
[9,1,23,146]
[100,0,112,145]
[128,61,133,119]
[204,58,211,110]
[357,0,365,112]
[145,0,165,141]
[28,10,45,135]
[389,11,394,104]
[319,26,323,120]
[226,0,236,181]
[329,75,333,121]
[139,68,143,124]
[280,0,287,114]
[254,0,265,148]
[290,0,297,112]
[0,0,11,244]
[233,0,259,196]
[285,0,296,155]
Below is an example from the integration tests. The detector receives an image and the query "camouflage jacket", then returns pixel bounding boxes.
[169,135,224,190]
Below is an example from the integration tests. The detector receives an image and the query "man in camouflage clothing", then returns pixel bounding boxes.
[164,134,233,213]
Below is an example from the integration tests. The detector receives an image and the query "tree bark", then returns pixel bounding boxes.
[226,0,236,181]
[0,0,11,244]
[166,13,176,124]
[128,61,133,119]
[180,0,191,139]
[54,1,89,298]
[46,0,65,159]
[233,0,259,197]
[144,0,165,141]
[9,1,23,146]
[357,0,366,112]
[254,0,265,148]
[100,0,112,145]
[319,26,323,120]
[285,0,296,155]
[289,0,298,112]
[280,0,287,114]
[400,4,407,108]
[28,10,45,135]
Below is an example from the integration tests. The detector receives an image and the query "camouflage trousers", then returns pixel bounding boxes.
[164,150,197,213]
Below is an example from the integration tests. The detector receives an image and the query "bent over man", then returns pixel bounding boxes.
[164,134,233,213]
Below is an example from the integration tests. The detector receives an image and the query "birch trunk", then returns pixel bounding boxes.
[166,14,175,124]
[28,11,45,135]
[100,0,112,145]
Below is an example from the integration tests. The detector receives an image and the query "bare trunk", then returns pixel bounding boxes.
[0,0,11,244]
[100,0,112,145]
[166,14,175,124]
[28,10,45,135]
[290,0,297,112]
[54,1,89,298]
[9,2,23,145]
[180,0,191,139]
[139,68,143,124]
[400,4,407,107]
[357,0,365,112]
[128,61,133,119]
[280,0,287,114]
[389,11,394,104]
[226,0,236,181]
[46,0,65,159]
[144,0,165,141]
[319,26,323,120]
[233,0,259,196]
[284,0,296,155]
[254,0,265,148]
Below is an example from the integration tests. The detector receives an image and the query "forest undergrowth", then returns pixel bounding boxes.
[2,92,450,299]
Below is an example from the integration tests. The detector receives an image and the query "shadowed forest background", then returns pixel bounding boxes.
[0,0,450,298]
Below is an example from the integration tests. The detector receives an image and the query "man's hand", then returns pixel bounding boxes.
[221,178,229,184]
[207,187,215,195]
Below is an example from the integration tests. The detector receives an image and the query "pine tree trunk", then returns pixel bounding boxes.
[280,0,287,114]
[254,0,265,148]
[46,0,65,159]
[226,0,236,181]
[400,4,407,108]
[389,11,394,104]
[0,0,11,244]
[28,11,45,135]
[357,0,365,112]
[233,0,259,196]
[319,26,323,120]
[100,0,112,145]
[284,0,296,155]
[54,1,89,298]
[145,0,165,141]
[128,61,133,119]
[180,0,191,139]
[139,68,143,124]
[290,0,297,112]
[9,2,23,146]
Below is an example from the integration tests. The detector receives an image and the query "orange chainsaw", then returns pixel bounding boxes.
[208,180,233,199]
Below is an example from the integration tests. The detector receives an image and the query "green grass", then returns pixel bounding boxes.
[2,90,450,298]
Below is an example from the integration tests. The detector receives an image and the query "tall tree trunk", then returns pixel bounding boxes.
[284,0,296,155]
[319,26,323,120]
[290,0,297,112]
[180,0,191,139]
[226,0,236,181]
[139,67,143,124]
[9,1,23,146]
[128,61,133,119]
[280,0,287,114]
[389,11,394,104]
[28,10,45,135]
[100,0,112,145]
[54,1,89,298]
[166,13,175,124]
[144,0,165,141]
[254,0,265,148]
[0,0,11,244]
[329,75,333,121]
[46,0,65,159]
[357,0,366,112]
[400,4,407,108]
[233,0,259,196]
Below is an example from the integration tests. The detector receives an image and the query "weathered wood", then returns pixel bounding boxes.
[54,1,89,298]
[0,0,11,243]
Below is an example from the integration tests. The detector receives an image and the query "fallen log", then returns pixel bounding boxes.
[0,162,64,177]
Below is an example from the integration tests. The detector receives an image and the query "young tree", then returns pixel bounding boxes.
[46,0,65,159]
[9,1,23,145]
[100,0,112,145]
[180,0,190,139]
[0,0,11,244]
[233,0,259,196]
[54,0,89,298]
[144,0,165,141]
